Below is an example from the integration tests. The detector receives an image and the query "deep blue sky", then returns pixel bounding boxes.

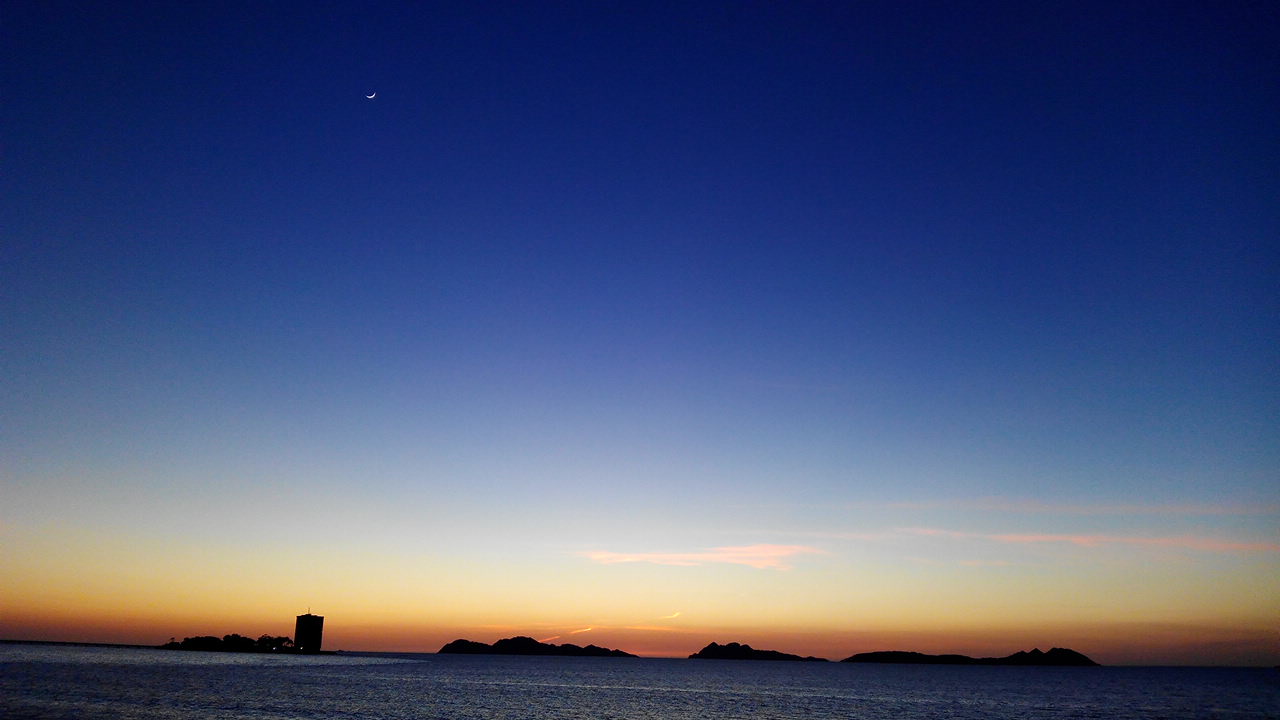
[2,1,1278,660]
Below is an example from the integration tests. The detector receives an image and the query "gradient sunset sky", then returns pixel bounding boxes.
[3,2,1277,665]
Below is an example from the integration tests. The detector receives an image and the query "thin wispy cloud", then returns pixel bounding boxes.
[582,544,824,570]
[656,611,681,620]
[622,625,701,634]
[901,527,1280,553]
[791,530,898,542]
[535,628,593,642]
[990,533,1280,552]
[870,499,1280,517]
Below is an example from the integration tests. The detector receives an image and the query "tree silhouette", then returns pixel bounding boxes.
[256,634,293,651]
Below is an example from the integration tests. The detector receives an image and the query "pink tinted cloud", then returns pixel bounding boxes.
[901,527,1280,553]
[582,544,824,570]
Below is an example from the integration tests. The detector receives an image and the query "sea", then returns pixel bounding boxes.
[2,643,1277,719]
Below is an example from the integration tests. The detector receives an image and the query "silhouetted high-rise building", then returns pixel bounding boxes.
[294,613,324,653]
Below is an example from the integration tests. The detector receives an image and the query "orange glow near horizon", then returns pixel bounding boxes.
[4,504,1277,666]
[4,606,1277,666]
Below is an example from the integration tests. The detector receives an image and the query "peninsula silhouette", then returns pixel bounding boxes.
[842,647,1099,666]
[159,634,296,653]
[438,636,636,658]
[159,613,327,654]
[689,641,828,662]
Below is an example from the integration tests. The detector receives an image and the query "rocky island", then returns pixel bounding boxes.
[842,647,1098,666]
[438,636,636,657]
[689,642,828,662]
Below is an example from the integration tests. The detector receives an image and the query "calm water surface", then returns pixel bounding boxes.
[2,644,1276,719]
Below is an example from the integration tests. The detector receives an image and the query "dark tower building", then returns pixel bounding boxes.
[294,613,324,653]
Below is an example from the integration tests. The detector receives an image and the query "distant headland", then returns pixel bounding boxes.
[689,642,828,662]
[843,647,1099,666]
[438,636,636,658]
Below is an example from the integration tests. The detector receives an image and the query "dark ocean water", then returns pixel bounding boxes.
[2,644,1276,719]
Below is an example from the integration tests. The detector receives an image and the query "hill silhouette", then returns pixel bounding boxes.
[438,636,636,658]
[842,647,1098,666]
[689,642,828,662]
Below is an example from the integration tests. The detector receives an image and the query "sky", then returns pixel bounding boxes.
[2,1,1277,665]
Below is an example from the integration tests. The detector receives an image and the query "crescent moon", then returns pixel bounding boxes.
[366,92,376,99]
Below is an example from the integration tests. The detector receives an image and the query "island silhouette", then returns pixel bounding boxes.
[438,636,636,657]
[843,647,1099,666]
[689,642,828,662]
